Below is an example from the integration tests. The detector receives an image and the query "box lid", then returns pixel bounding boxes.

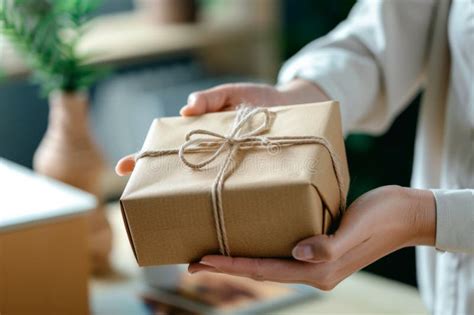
[0,158,96,231]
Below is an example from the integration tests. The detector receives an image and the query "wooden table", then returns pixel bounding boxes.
[90,203,428,314]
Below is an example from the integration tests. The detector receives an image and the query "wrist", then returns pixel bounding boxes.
[404,187,436,246]
[276,79,331,105]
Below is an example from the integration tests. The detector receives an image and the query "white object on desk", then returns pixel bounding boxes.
[0,157,96,231]
[0,157,97,315]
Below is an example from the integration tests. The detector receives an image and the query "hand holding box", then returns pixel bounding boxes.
[121,102,349,266]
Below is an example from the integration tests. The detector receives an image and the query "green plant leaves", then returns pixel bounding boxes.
[0,0,105,95]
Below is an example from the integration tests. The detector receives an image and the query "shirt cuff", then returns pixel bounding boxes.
[432,189,474,253]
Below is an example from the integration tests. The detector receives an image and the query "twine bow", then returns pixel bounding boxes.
[136,106,346,256]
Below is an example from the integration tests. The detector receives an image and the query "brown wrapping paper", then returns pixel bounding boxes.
[120,101,349,266]
[0,217,90,315]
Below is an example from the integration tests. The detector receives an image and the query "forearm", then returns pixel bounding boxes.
[403,187,436,246]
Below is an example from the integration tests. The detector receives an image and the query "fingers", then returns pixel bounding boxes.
[292,208,372,263]
[115,154,136,176]
[188,263,221,274]
[188,255,312,283]
[314,232,403,290]
[292,234,341,263]
[188,255,341,290]
[180,85,233,116]
[179,83,285,116]
[188,238,392,291]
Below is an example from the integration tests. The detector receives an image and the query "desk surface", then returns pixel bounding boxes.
[90,203,428,314]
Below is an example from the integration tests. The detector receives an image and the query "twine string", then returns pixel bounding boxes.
[135,107,346,256]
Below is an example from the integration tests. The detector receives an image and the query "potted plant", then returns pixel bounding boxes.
[0,0,112,274]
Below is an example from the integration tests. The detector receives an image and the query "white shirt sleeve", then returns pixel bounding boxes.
[278,0,436,135]
[432,189,474,253]
[278,0,474,254]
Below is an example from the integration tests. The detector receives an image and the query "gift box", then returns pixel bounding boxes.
[0,158,94,315]
[120,101,349,266]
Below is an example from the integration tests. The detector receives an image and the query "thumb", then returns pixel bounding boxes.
[115,154,136,176]
[292,213,370,263]
[180,85,233,116]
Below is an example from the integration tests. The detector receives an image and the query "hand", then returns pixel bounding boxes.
[115,79,329,176]
[179,83,287,116]
[188,185,436,290]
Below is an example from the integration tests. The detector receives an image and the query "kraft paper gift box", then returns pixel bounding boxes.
[121,101,349,266]
[0,158,95,315]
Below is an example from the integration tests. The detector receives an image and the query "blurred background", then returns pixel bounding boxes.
[0,0,422,313]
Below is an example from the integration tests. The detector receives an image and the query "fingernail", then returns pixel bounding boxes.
[199,259,215,267]
[187,94,197,106]
[189,268,220,275]
[188,263,219,274]
[292,245,314,260]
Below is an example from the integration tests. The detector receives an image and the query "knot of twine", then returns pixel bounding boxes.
[136,106,346,256]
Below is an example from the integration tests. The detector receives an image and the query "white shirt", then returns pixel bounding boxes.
[278,0,474,314]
